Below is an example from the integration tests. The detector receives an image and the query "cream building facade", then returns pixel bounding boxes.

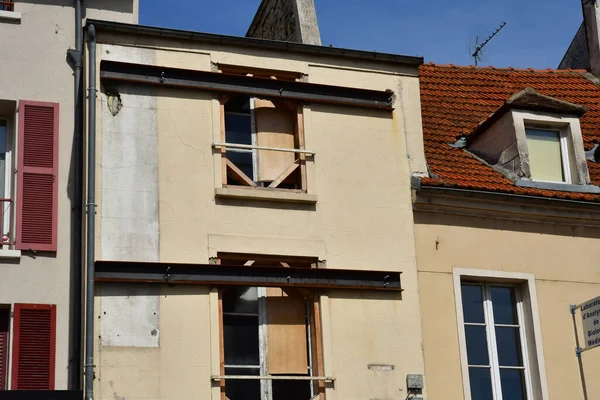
[86,19,428,400]
[0,0,137,391]
[414,63,600,399]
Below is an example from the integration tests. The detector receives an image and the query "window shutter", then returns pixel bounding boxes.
[11,304,56,390]
[0,308,9,390]
[16,101,59,251]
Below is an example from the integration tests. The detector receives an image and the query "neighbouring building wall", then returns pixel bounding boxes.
[91,34,425,400]
[559,23,589,70]
[0,1,136,390]
[414,211,600,399]
[246,0,321,45]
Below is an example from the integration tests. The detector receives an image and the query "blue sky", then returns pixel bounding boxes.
[140,0,582,69]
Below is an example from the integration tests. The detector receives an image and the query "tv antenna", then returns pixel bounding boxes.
[471,22,507,66]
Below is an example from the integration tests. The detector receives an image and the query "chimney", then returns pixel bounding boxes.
[583,0,600,76]
[246,0,321,45]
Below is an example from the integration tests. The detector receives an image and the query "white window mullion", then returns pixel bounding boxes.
[484,284,503,400]
[515,289,534,400]
[250,98,258,183]
[559,130,572,184]
[257,287,272,400]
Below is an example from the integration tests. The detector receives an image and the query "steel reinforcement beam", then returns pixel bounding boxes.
[100,60,395,110]
[95,260,402,291]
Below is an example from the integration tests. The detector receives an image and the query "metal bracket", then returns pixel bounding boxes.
[576,346,582,358]
[570,304,577,315]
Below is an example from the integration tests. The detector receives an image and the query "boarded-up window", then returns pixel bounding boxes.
[16,101,59,251]
[222,95,305,191]
[265,288,308,374]
[11,304,56,390]
[0,307,9,390]
[218,254,321,400]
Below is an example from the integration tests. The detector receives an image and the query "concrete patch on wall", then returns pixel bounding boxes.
[100,44,159,262]
[100,83,159,261]
[99,284,160,347]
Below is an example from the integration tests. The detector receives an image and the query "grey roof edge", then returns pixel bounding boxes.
[87,19,424,68]
[415,184,600,207]
[515,179,600,194]
[467,87,587,146]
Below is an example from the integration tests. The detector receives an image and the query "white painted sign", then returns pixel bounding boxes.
[581,295,600,351]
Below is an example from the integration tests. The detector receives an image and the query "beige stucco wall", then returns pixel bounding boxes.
[414,211,600,399]
[0,1,136,389]
[91,33,425,399]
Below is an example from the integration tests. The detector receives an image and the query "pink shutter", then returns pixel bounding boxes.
[16,101,59,251]
[11,304,56,390]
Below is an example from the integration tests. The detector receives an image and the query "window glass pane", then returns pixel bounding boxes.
[272,379,311,400]
[0,122,6,201]
[223,314,259,365]
[226,150,254,182]
[500,368,527,400]
[224,367,260,400]
[465,325,490,366]
[225,113,252,145]
[526,128,564,182]
[491,286,518,325]
[223,287,258,314]
[495,326,523,367]
[468,367,493,400]
[461,284,485,323]
[223,287,260,366]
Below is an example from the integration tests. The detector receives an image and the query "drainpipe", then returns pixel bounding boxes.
[84,23,97,400]
[69,0,83,390]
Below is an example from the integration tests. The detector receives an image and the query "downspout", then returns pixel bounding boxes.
[84,23,97,400]
[69,0,83,390]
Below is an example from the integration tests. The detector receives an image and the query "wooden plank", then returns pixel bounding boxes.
[312,298,325,399]
[268,160,299,188]
[266,288,308,374]
[296,106,308,192]
[255,99,296,183]
[226,159,257,187]
[220,102,228,186]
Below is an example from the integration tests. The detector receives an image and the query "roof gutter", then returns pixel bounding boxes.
[86,19,424,69]
[412,179,600,227]
[413,182,600,208]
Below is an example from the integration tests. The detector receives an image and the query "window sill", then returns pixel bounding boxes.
[0,10,22,22]
[215,187,318,204]
[516,179,600,194]
[0,249,21,259]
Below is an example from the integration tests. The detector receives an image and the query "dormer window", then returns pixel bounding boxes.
[467,87,600,193]
[524,127,571,183]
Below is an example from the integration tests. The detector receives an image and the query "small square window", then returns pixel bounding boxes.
[525,127,571,183]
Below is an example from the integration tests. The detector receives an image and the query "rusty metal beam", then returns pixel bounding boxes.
[95,260,401,291]
[100,60,395,110]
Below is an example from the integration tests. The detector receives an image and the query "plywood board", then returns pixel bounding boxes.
[255,99,296,183]
[266,289,308,374]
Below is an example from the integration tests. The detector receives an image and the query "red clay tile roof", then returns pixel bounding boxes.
[419,64,600,201]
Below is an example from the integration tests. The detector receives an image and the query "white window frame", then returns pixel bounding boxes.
[453,268,549,400]
[524,126,572,184]
[0,117,14,244]
[512,110,588,185]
